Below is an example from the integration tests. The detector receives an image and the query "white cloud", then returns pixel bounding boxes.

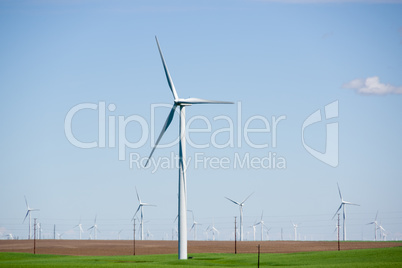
[342,76,402,95]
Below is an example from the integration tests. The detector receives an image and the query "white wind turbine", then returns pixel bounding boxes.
[291,221,298,241]
[133,187,156,241]
[206,220,219,241]
[255,211,269,241]
[74,219,84,240]
[379,224,386,241]
[145,36,232,259]
[22,196,39,240]
[88,216,100,240]
[367,211,379,241]
[332,183,359,241]
[225,193,253,241]
[250,223,257,241]
[188,210,201,240]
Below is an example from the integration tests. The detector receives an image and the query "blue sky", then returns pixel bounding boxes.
[1,0,402,241]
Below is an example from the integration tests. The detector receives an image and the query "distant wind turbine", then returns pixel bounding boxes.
[3,233,14,240]
[225,193,253,241]
[88,216,100,240]
[145,36,233,259]
[57,232,65,240]
[291,221,298,241]
[379,223,386,241]
[74,219,84,240]
[250,223,257,241]
[366,211,379,241]
[22,196,39,239]
[332,183,359,241]
[206,220,219,241]
[188,210,201,240]
[133,187,155,241]
[255,211,269,241]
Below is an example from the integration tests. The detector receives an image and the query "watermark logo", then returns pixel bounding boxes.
[64,100,339,170]
[301,101,339,167]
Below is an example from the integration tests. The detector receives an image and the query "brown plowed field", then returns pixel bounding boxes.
[1,240,401,256]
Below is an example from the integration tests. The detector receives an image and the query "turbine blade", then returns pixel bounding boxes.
[337,183,343,200]
[155,36,178,100]
[24,196,28,208]
[22,210,29,223]
[225,197,240,205]
[133,205,141,219]
[135,187,141,202]
[375,211,378,221]
[179,98,233,105]
[142,203,156,207]
[344,201,360,206]
[241,192,254,204]
[332,204,343,219]
[145,103,177,167]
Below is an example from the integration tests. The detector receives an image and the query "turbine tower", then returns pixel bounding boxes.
[366,211,379,241]
[332,183,359,241]
[225,193,253,241]
[22,196,39,239]
[145,36,232,259]
[133,187,155,240]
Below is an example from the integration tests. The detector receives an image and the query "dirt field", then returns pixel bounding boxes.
[0,240,401,256]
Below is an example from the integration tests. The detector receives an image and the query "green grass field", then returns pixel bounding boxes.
[0,247,401,267]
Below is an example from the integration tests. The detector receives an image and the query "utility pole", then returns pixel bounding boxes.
[234,216,237,254]
[133,219,136,256]
[33,218,37,254]
[337,213,340,251]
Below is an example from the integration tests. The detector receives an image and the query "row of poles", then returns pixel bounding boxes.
[30,215,342,261]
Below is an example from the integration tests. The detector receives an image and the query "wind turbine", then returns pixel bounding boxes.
[57,232,64,240]
[225,192,253,241]
[379,224,386,241]
[291,221,298,241]
[367,211,379,241]
[188,210,201,240]
[88,216,100,240]
[74,219,84,240]
[332,183,359,241]
[22,196,39,239]
[145,36,233,260]
[206,220,219,241]
[250,223,257,241]
[255,211,269,241]
[3,233,14,240]
[133,187,156,241]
